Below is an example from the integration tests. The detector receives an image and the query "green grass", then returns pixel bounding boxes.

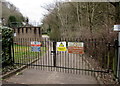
[14,44,46,64]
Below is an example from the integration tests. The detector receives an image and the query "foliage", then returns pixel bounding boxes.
[2,0,25,26]
[42,2,117,39]
[7,15,23,27]
[1,26,13,67]
[7,16,17,27]
[8,16,17,22]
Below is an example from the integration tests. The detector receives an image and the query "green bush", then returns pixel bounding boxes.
[0,26,13,67]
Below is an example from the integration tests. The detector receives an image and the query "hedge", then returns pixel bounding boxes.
[0,26,13,67]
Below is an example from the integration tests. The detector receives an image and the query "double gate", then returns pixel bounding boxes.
[12,27,119,78]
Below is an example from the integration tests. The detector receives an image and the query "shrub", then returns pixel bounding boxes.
[0,26,13,67]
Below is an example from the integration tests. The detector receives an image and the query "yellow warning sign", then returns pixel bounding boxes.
[57,42,67,51]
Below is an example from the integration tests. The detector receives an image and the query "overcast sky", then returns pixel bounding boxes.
[6,0,58,24]
[5,0,116,25]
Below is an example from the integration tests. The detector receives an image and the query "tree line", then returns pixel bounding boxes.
[42,2,120,40]
[1,0,27,27]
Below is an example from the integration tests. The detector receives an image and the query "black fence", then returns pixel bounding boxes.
[12,37,119,80]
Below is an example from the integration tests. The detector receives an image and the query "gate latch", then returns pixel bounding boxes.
[51,51,56,53]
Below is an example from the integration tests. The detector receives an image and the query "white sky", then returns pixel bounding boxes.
[6,0,117,25]
[6,0,58,24]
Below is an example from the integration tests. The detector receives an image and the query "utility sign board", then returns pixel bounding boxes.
[57,42,67,51]
[68,42,84,54]
[31,41,41,52]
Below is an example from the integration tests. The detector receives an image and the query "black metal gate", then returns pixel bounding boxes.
[12,27,119,78]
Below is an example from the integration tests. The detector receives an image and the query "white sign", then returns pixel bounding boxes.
[114,25,120,31]
[68,42,84,54]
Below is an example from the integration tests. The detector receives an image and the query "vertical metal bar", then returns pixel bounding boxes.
[12,37,15,64]
[37,38,42,69]
[28,37,31,69]
[33,37,36,69]
[30,38,33,69]
[28,37,30,69]
[30,37,32,68]
[80,38,85,74]
[75,47,77,74]
[36,38,39,69]
[117,32,120,82]
[79,38,81,74]
[101,38,104,78]
[16,38,18,64]
[68,38,70,73]
[86,38,89,76]
[26,37,29,69]
[45,38,47,71]
[41,38,43,70]
[14,38,16,64]
[51,40,53,71]
[23,38,25,65]
[71,41,73,74]
[20,38,22,65]
[75,38,79,74]
[43,38,45,70]
[47,38,50,71]
[36,38,38,69]
[21,38,23,65]
[18,38,20,65]
[60,38,62,72]
[38,38,40,69]
[65,38,67,73]
[8,37,12,65]
[39,38,41,70]
[63,38,65,73]
[92,39,95,77]
[53,41,56,67]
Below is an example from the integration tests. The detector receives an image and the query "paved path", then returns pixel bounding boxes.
[5,69,98,84]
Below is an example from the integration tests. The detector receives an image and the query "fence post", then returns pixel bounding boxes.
[53,41,56,67]
[117,32,120,82]
[8,40,12,65]
[11,37,14,64]
[114,40,118,78]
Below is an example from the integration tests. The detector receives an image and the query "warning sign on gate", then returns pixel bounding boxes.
[57,42,67,51]
[68,42,84,54]
[31,41,41,52]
